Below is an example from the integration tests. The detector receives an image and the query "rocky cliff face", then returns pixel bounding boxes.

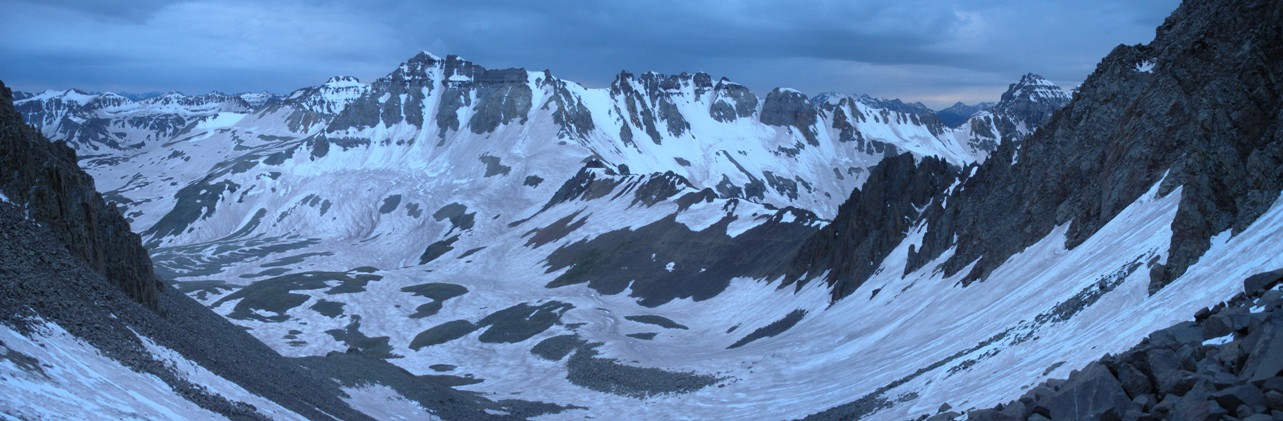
[791,0,1283,300]
[0,81,162,308]
[760,88,820,145]
[912,0,1283,291]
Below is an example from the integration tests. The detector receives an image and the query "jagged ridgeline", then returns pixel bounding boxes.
[788,0,1283,301]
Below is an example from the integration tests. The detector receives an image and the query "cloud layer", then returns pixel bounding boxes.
[1,0,1177,108]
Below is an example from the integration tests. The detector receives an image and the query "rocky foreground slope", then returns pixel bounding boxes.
[964,270,1283,421]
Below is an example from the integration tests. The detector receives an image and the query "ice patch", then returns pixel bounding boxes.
[196,112,246,131]
[340,384,437,420]
[780,212,797,224]
[674,201,729,232]
[1202,334,1233,346]
[1136,60,1156,73]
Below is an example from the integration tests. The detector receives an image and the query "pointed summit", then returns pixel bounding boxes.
[999,74,1071,105]
[1014,73,1059,88]
[383,51,444,83]
[993,73,1071,129]
[412,50,442,63]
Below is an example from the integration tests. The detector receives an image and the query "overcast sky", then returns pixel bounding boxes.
[1,0,1178,109]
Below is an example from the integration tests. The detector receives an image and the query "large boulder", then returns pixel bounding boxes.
[1044,362,1133,420]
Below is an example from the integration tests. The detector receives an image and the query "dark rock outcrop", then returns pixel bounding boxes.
[785,154,960,301]
[609,71,698,144]
[760,88,819,145]
[709,78,757,123]
[328,52,439,132]
[545,208,816,307]
[0,81,161,308]
[818,96,866,145]
[539,69,595,139]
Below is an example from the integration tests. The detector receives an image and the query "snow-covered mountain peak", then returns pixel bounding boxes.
[414,49,442,62]
[611,70,717,96]
[86,92,133,110]
[237,91,278,108]
[1000,73,1071,105]
[279,76,369,116]
[22,88,100,106]
[383,51,445,83]
[989,73,1072,134]
[322,76,362,87]
[1013,72,1061,88]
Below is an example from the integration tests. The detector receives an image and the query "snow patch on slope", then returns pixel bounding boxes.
[196,112,247,131]
[0,319,224,420]
[340,384,438,421]
[133,331,305,420]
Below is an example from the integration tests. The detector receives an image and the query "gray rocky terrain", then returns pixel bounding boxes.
[962,270,1283,421]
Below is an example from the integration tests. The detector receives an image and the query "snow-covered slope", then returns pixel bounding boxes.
[7,53,1073,301]
[4,50,1116,419]
[14,1,1277,418]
